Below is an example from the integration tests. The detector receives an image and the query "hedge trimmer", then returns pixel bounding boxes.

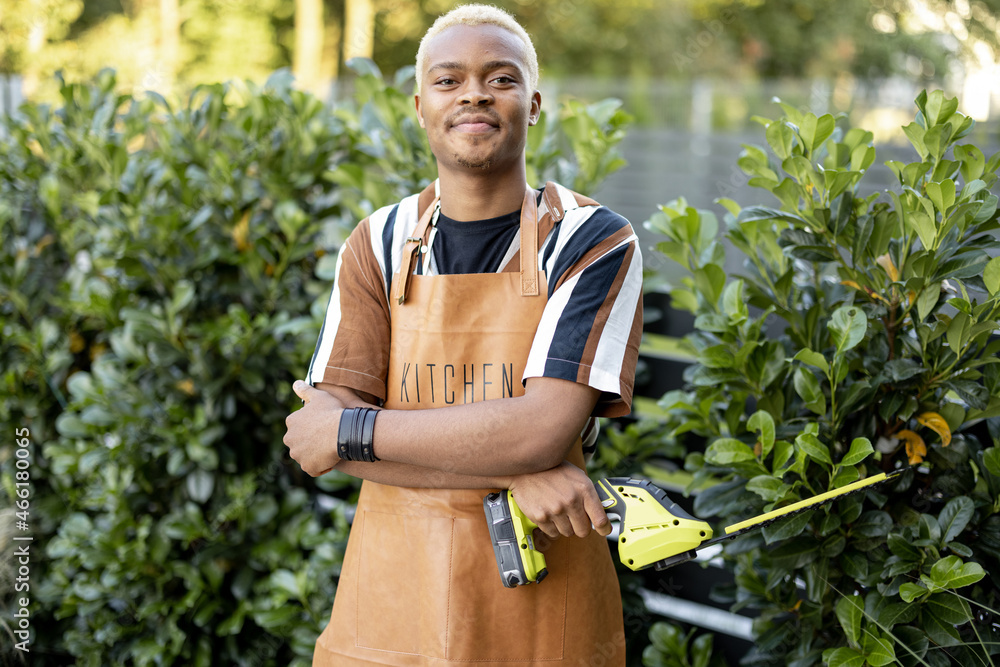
[484,470,903,587]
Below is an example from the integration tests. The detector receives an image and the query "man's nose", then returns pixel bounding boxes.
[460,82,493,105]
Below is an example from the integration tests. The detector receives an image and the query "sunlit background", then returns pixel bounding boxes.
[3,0,998,284]
[2,0,999,127]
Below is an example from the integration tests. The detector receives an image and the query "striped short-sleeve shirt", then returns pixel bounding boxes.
[306,181,643,422]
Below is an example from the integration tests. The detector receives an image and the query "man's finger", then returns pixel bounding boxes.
[535,521,559,540]
[551,514,575,538]
[568,510,593,538]
[292,380,313,403]
[584,492,612,536]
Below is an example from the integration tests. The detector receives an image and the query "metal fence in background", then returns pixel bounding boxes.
[0,74,24,118]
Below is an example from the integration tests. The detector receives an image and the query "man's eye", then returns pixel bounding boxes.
[436,78,457,86]
[492,76,516,85]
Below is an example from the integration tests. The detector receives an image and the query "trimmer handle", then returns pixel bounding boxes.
[483,490,548,588]
[485,477,713,587]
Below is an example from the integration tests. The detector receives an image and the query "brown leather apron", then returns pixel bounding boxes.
[313,186,625,666]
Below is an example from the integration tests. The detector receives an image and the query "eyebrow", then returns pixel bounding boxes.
[428,59,524,76]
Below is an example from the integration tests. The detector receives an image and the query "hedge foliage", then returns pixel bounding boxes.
[647,91,1000,666]
[0,63,631,665]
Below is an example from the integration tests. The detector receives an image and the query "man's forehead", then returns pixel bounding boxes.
[423,24,528,70]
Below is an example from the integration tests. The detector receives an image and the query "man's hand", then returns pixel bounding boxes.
[507,461,611,539]
[283,380,345,476]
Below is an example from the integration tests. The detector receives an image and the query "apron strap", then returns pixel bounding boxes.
[396,198,437,305]
[518,186,539,297]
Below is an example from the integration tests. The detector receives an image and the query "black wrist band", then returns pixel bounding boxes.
[337,407,380,462]
[337,409,354,461]
[350,407,365,462]
[361,407,379,461]
[351,407,365,460]
[349,407,363,462]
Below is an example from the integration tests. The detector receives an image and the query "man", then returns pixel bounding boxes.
[284,4,641,665]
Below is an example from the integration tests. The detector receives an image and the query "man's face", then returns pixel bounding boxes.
[415,24,540,174]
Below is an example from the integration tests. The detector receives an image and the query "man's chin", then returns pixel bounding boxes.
[455,156,494,170]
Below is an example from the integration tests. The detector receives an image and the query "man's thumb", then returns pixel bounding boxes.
[292,380,312,402]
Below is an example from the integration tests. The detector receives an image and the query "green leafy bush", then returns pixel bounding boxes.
[647,90,1000,665]
[0,64,630,665]
[642,621,726,667]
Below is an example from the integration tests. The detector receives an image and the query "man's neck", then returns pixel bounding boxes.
[436,164,529,222]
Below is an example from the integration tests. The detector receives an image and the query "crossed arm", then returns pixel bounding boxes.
[283,376,611,539]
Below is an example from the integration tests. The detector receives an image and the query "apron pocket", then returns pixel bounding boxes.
[445,517,568,661]
[355,510,454,658]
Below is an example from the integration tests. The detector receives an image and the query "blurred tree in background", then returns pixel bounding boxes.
[1,0,999,105]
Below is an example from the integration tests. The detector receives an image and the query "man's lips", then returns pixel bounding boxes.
[450,115,499,133]
[453,122,495,132]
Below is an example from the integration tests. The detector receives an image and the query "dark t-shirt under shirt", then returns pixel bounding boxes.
[433,209,519,275]
[431,191,542,275]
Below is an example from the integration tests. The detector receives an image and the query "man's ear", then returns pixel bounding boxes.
[528,90,542,126]
[415,94,425,129]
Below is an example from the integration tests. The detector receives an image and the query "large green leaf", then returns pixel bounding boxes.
[793,366,827,415]
[793,348,829,374]
[908,210,937,249]
[887,533,921,561]
[761,509,815,543]
[647,621,685,656]
[902,122,928,158]
[915,282,941,322]
[831,465,861,487]
[835,596,864,647]
[944,378,989,410]
[861,631,896,667]
[851,511,891,539]
[746,475,791,502]
[955,144,986,181]
[876,601,919,628]
[900,582,928,603]
[766,120,797,160]
[828,305,867,355]
[699,344,736,369]
[925,180,956,215]
[838,380,873,414]
[937,250,991,281]
[983,447,1000,477]
[938,496,974,544]
[738,205,807,225]
[884,359,924,382]
[747,410,776,450]
[928,555,985,589]
[694,264,727,306]
[984,256,1000,295]
[918,89,960,127]
[705,438,757,465]
[796,431,832,465]
[922,607,962,647]
[693,479,750,517]
[799,113,836,154]
[772,440,794,474]
[925,593,972,625]
[822,647,866,667]
[840,437,873,466]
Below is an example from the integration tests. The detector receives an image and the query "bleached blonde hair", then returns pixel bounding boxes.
[414,4,539,95]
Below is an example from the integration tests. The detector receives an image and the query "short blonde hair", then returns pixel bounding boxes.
[414,4,539,95]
